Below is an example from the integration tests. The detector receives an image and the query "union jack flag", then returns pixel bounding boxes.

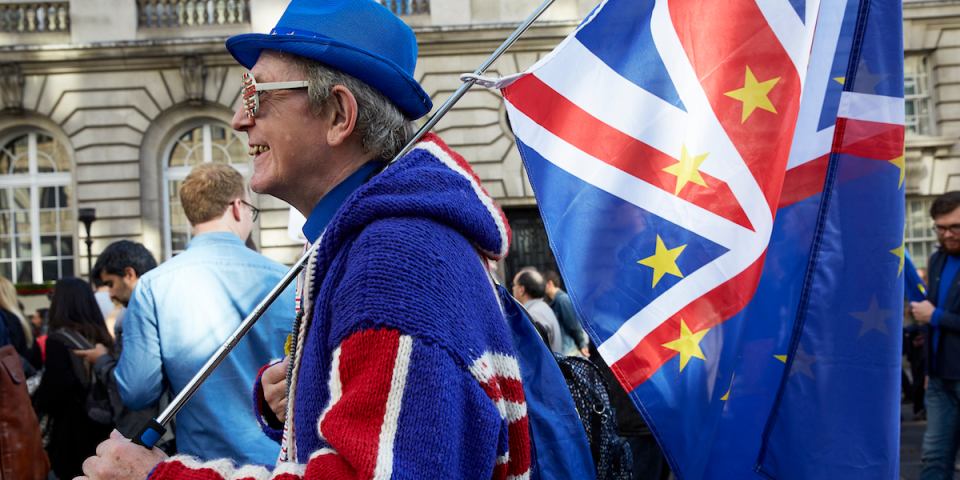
[501,0,904,477]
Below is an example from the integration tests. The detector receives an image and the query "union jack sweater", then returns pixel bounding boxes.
[147,134,530,480]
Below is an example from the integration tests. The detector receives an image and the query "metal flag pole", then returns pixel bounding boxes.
[132,0,556,449]
[390,0,556,164]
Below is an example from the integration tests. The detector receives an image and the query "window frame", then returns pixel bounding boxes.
[905,196,938,270]
[161,121,251,261]
[904,54,937,137]
[0,130,75,284]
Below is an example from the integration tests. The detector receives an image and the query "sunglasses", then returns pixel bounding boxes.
[241,73,309,118]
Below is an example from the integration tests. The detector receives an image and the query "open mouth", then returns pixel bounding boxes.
[249,145,271,156]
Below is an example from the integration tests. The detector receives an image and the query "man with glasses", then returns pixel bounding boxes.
[912,191,960,480]
[80,0,529,479]
[113,162,294,465]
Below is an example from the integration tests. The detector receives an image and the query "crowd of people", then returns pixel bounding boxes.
[0,161,294,480]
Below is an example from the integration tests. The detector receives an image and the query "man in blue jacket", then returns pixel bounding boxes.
[115,163,294,465]
[911,190,960,480]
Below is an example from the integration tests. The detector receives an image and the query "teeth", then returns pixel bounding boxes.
[248,145,270,156]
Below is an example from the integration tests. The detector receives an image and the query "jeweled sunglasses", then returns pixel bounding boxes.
[241,73,309,118]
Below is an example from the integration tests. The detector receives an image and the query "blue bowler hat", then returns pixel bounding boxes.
[226,0,433,120]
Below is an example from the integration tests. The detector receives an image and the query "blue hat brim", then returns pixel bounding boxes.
[226,33,432,120]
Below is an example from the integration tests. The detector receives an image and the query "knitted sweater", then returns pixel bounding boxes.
[148,134,530,480]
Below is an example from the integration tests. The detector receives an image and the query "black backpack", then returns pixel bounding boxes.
[54,329,114,425]
[554,353,633,480]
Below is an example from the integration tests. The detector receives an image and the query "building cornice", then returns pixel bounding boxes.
[0,20,577,74]
[906,134,957,149]
[904,0,960,19]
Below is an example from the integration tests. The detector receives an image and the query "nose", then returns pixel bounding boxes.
[232,103,253,131]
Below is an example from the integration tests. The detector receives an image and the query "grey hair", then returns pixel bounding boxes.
[289,55,416,160]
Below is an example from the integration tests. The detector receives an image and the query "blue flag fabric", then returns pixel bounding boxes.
[501,0,904,478]
[905,250,927,303]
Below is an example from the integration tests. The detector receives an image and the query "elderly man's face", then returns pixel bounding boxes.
[232,50,328,206]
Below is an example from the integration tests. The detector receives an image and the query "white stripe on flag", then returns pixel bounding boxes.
[530,38,688,158]
[755,0,821,82]
[837,91,906,125]
[785,0,847,169]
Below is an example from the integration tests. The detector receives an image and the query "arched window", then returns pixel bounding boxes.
[0,131,73,283]
[162,121,248,259]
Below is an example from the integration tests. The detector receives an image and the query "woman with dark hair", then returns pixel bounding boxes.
[34,277,116,479]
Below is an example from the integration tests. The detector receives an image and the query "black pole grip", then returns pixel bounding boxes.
[131,418,166,449]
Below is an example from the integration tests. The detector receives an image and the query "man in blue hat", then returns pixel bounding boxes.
[79,1,531,479]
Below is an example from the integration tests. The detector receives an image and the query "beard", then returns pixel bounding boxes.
[941,238,960,256]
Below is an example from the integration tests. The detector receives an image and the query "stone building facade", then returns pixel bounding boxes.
[0,0,595,285]
[904,0,960,268]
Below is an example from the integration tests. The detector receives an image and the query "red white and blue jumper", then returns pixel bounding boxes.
[147,135,530,480]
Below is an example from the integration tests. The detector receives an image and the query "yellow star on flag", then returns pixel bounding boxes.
[891,241,905,276]
[833,77,846,85]
[724,66,781,123]
[663,144,709,195]
[637,235,686,287]
[890,149,905,189]
[774,355,787,362]
[662,320,710,371]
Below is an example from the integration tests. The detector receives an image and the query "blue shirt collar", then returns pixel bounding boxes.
[185,231,245,249]
[302,161,383,244]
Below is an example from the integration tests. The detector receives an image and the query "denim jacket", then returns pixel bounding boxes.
[116,232,294,464]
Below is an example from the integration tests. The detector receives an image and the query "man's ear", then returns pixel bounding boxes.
[230,199,243,222]
[326,85,359,147]
[123,266,138,282]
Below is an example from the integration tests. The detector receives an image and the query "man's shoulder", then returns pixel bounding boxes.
[931,249,945,268]
[528,299,557,318]
[143,242,288,281]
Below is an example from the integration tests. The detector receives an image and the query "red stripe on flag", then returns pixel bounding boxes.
[778,155,830,209]
[670,0,802,214]
[505,75,755,231]
[834,118,904,161]
[778,119,904,209]
[611,255,766,388]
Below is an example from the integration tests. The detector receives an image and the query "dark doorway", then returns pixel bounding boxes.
[502,207,559,288]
